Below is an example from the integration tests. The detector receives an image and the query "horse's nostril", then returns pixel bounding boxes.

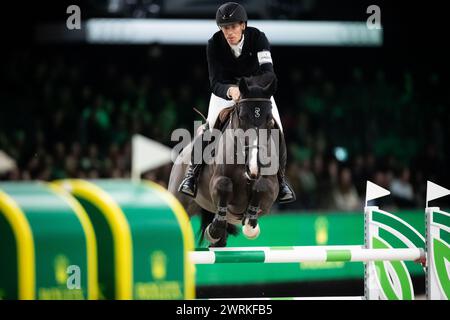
[244,169,258,181]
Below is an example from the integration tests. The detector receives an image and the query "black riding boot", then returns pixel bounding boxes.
[178,125,209,197]
[277,129,296,203]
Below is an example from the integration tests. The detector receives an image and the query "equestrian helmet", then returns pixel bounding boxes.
[216,2,248,27]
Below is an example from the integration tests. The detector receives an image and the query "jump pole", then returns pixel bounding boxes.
[189,246,424,264]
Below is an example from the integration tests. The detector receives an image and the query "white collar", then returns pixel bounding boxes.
[229,34,245,58]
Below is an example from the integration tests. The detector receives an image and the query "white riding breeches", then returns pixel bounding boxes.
[206,93,284,132]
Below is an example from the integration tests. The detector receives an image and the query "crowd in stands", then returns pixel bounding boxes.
[1,45,448,212]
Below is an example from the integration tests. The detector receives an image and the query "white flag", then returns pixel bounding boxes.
[0,150,16,174]
[426,181,450,206]
[365,180,390,206]
[131,134,172,181]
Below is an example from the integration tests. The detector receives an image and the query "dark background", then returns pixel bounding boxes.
[1,0,449,211]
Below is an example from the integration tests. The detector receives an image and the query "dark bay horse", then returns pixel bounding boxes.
[168,75,280,247]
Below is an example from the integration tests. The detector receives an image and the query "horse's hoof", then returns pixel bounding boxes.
[209,238,227,247]
[205,224,221,244]
[242,223,260,239]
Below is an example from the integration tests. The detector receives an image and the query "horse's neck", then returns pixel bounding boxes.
[213,110,242,163]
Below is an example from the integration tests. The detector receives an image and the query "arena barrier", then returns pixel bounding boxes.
[0,179,195,300]
[189,205,449,300]
[0,182,97,300]
[57,179,195,300]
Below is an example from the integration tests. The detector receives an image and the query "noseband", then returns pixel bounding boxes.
[236,98,272,118]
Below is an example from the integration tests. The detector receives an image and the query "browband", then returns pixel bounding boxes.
[238,98,272,103]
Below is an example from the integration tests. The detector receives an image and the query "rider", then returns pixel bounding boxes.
[178,2,296,203]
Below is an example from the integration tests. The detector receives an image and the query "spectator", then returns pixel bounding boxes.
[330,167,361,212]
[0,47,448,210]
[391,167,415,208]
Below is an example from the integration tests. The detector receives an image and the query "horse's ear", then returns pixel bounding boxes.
[239,77,249,96]
[262,74,278,97]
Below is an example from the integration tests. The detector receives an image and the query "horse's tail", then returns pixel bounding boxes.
[199,208,239,246]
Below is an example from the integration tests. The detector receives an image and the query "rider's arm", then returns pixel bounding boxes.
[207,39,234,100]
[256,31,277,80]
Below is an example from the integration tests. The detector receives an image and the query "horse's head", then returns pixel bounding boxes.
[236,73,277,131]
[232,74,278,180]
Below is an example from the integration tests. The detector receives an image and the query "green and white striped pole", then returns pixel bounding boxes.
[189,246,424,264]
[207,296,364,300]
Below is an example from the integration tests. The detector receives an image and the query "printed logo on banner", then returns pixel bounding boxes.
[151,251,167,280]
[55,255,70,285]
[315,216,329,245]
[38,254,84,299]
[134,250,183,299]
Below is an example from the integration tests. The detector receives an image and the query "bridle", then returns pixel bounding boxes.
[237,98,271,104]
[234,98,273,181]
[236,97,272,120]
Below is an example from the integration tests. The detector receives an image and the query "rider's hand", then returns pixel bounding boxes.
[228,87,241,102]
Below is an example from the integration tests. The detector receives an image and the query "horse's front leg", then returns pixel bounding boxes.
[205,176,233,247]
[242,177,273,239]
[242,193,261,239]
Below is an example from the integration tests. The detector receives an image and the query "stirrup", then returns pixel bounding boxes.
[278,192,295,203]
[277,180,296,204]
[178,176,198,197]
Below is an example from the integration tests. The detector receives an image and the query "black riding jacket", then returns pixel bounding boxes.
[207,26,276,100]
